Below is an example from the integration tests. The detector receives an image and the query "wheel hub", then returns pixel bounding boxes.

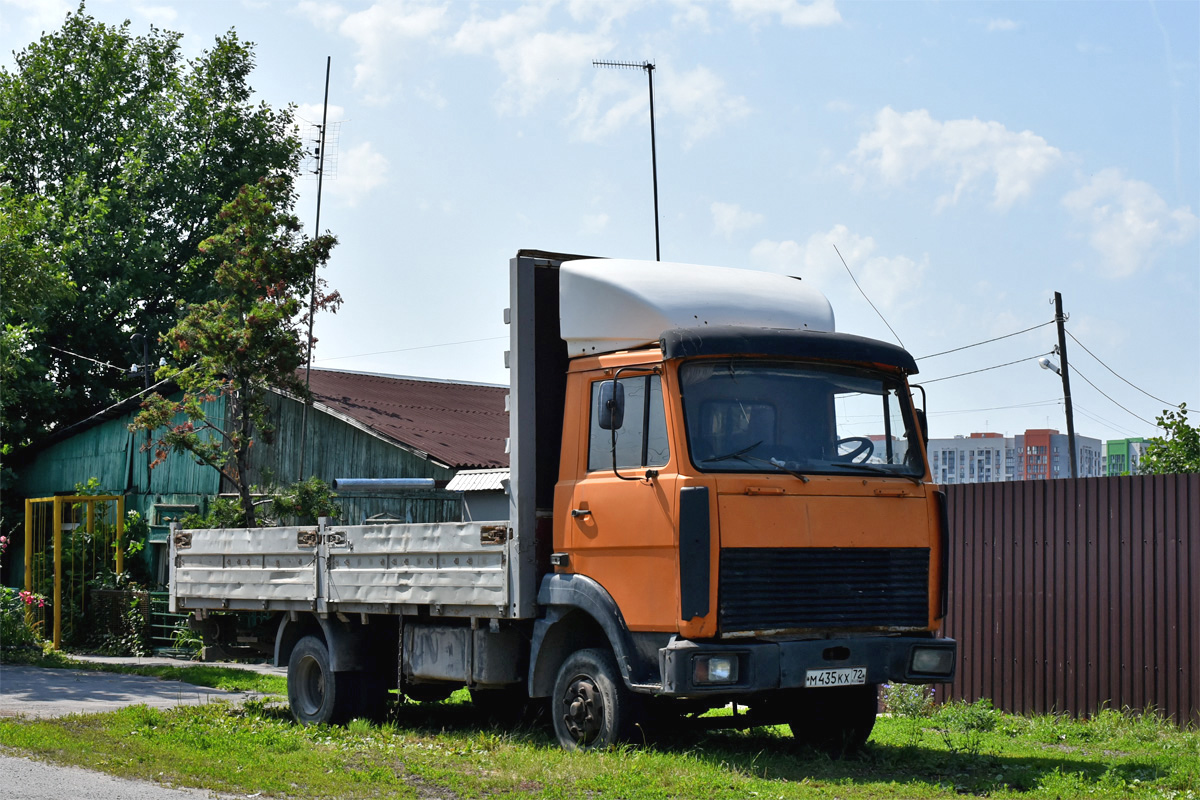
[561,676,602,743]
[298,654,326,716]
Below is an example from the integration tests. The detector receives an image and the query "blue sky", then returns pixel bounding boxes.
[3,0,1197,441]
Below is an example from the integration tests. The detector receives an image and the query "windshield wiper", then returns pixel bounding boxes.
[701,440,763,464]
[829,461,922,485]
[703,442,809,483]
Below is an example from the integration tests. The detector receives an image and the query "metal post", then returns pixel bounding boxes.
[24,498,32,629]
[646,64,660,261]
[1054,292,1078,479]
[52,497,63,650]
[116,495,125,575]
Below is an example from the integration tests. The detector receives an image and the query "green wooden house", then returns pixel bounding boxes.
[12,368,509,586]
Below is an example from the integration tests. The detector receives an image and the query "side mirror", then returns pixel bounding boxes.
[598,380,625,430]
[915,408,929,446]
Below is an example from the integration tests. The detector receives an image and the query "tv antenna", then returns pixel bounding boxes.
[300,56,334,479]
[593,59,660,261]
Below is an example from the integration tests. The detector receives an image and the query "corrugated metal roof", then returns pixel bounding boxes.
[445,468,510,492]
[306,369,509,469]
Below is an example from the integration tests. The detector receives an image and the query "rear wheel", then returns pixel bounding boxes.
[551,648,639,750]
[288,635,360,725]
[788,683,878,756]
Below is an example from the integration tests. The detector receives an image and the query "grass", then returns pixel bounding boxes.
[0,648,287,695]
[1,682,1197,799]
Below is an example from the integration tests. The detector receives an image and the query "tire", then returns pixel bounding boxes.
[287,635,358,725]
[788,683,878,756]
[551,648,639,751]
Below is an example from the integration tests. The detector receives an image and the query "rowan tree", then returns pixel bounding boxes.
[132,179,340,527]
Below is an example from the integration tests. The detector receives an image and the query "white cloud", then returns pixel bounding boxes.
[452,6,611,116]
[986,18,1020,32]
[572,64,748,146]
[711,202,764,239]
[846,107,1063,210]
[569,73,647,142]
[750,225,925,309]
[328,141,390,207]
[1061,168,1199,278]
[728,0,842,28]
[663,65,751,147]
[338,1,449,103]
[294,0,347,29]
[668,0,711,30]
[0,0,72,39]
[566,0,640,28]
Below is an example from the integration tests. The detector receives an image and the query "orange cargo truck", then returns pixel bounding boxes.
[170,249,956,753]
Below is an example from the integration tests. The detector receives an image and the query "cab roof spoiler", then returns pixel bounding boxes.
[659,326,919,375]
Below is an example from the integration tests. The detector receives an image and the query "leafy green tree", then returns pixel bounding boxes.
[0,189,77,454]
[132,178,339,527]
[1138,404,1200,475]
[0,2,301,454]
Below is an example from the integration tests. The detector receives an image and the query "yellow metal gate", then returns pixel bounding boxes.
[24,495,125,649]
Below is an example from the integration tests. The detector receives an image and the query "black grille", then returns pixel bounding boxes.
[719,547,930,633]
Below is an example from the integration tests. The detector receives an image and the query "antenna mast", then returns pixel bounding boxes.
[299,56,331,480]
[593,59,660,261]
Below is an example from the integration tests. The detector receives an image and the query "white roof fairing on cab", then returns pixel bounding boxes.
[558,258,835,357]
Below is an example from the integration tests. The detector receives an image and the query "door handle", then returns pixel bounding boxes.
[570,508,591,518]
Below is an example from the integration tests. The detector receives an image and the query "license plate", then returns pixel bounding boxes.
[805,667,867,688]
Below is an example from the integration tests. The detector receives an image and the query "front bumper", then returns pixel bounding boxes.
[659,635,956,697]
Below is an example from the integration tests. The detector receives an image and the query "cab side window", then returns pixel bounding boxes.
[587,375,669,471]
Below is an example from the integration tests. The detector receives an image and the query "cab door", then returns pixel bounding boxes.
[563,372,680,632]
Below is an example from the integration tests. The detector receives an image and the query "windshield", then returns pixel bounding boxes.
[679,359,924,478]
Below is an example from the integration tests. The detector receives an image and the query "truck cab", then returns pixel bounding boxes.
[523,254,955,750]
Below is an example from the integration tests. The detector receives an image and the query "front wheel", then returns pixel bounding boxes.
[788,683,878,756]
[288,635,359,725]
[551,648,639,750]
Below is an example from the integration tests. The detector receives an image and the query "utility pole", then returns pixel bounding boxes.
[592,59,660,261]
[1053,291,1079,479]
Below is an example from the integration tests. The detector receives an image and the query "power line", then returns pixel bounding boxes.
[919,352,1052,385]
[926,398,1062,417]
[833,244,904,349]
[1070,363,1160,428]
[313,335,508,364]
[46,345,128,374]
[1072,402,1145,438]
[916,320,1055,360]
[1065,328,1180,410]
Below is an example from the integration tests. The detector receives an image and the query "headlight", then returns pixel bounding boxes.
[910,646,954,676]
[693,655,738,684]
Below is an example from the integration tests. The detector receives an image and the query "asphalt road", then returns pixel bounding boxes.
[0,657,283,799]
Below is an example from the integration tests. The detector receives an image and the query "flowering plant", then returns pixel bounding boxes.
[18,589,48,608]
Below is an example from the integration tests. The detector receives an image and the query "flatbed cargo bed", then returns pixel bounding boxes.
[170,521,512,618]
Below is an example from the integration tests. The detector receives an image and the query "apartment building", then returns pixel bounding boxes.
[927,429,1103,485]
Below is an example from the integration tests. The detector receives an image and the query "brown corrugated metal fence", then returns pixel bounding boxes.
[941,474,1200,725]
